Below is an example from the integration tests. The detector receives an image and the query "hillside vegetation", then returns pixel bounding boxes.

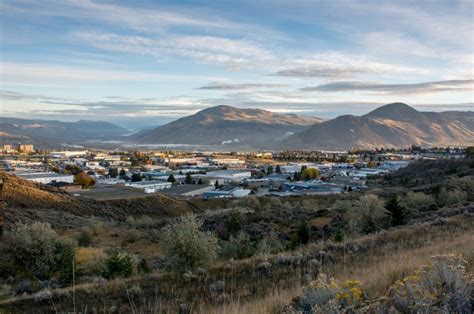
[0,159,472,313]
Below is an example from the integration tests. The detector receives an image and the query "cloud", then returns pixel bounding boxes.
[270,53,429,79]
[0,62,222,87]
[300,79,474,94]
[197,82,287,90]
[74,32,275,69]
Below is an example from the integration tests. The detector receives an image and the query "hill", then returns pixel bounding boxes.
[280,103,474,150]
[128,105,324,148]
[0,117,129,144]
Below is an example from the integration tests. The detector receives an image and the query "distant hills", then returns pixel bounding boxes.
[280,103,474,150]
[0,117,129,144]
[2,103,473,150]
[129,105,325,148]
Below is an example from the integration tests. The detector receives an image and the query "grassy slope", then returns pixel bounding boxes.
[1,205,472,313]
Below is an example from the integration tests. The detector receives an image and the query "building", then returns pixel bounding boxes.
[125,180,172,193]
[17,172,74,184]
[162,184,215,197]
[50,150,88,158]
[282,181,343,194]
[19,144,34,153]
[203,187,252,199]
[205,170,251,184]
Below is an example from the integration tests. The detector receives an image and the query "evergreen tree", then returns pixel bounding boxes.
[167,174,176,183]
[275,165,282,174]
[267,165,273,175]
[119,168,126,177]
[385,193,406,226]
[185,173,193,184]
[197,178,203,185]
[215,180,219,189]
[131,173,142,182]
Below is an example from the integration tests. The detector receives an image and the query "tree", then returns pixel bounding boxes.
[185,173,193,184]
[119,168,126,177]
[108,167,118,178]
[197,178,203,185]
[75,171,95,187]
[302,168,320,180]
[167,174,176,183]
[275,165,282,174]
[161,214,219,272]
[215,180,219,189]
[296,220,310,245]
[357,194,389,234]
[267,165,273,175]
[385,194,406,226]
[293,171,301,181]
[131,173,142,182]
[103,252,133,279]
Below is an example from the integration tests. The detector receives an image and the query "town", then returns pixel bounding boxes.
[1,143,469,201]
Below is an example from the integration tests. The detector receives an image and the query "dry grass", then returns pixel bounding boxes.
[200,285,302,314]
[332,229,474,297]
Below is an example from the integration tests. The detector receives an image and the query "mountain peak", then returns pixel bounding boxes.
[364,102,419,120]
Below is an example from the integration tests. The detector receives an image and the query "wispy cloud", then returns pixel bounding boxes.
[0,62,222,87]
[300,80,474,94]
[74,32,275,69]
[197,82,287,90]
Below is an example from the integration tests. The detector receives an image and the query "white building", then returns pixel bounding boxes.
[125,180,172,192]
[50,151,88,158]
[205,170,251,184]
[17,172,74,184]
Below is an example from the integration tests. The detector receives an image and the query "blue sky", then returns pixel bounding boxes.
[0,0,473,129]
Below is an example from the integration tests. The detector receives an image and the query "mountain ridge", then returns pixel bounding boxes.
[280,102,474,150]
[129,105,325,148]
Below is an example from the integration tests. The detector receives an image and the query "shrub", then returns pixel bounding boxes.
[76,229,93,247]
[403,191,436,212]
[161,214,219,272]
[296,220,310,245]
[356,195,389,234]
[137,258,151,274]
[257,233,284,258]
[3,222,76,279]
[75,247,107,276]
[389,254,472,313]
[293,274,366,312]
[225,212,243,236]
[436,188,467,208]
[103,252,134,279]
[220,231,256,260]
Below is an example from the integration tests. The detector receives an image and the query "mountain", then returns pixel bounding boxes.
[280,103,474,150]
[0,117,129,144]
[129,105,325,148]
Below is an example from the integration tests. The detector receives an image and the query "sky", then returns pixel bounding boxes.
[0,0,473,129]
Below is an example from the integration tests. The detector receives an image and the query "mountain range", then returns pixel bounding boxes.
[0,117,129,144]
[281,103,474,150]
[129,105,325,148]
[130,103,474,150]
[1,103,473,149]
